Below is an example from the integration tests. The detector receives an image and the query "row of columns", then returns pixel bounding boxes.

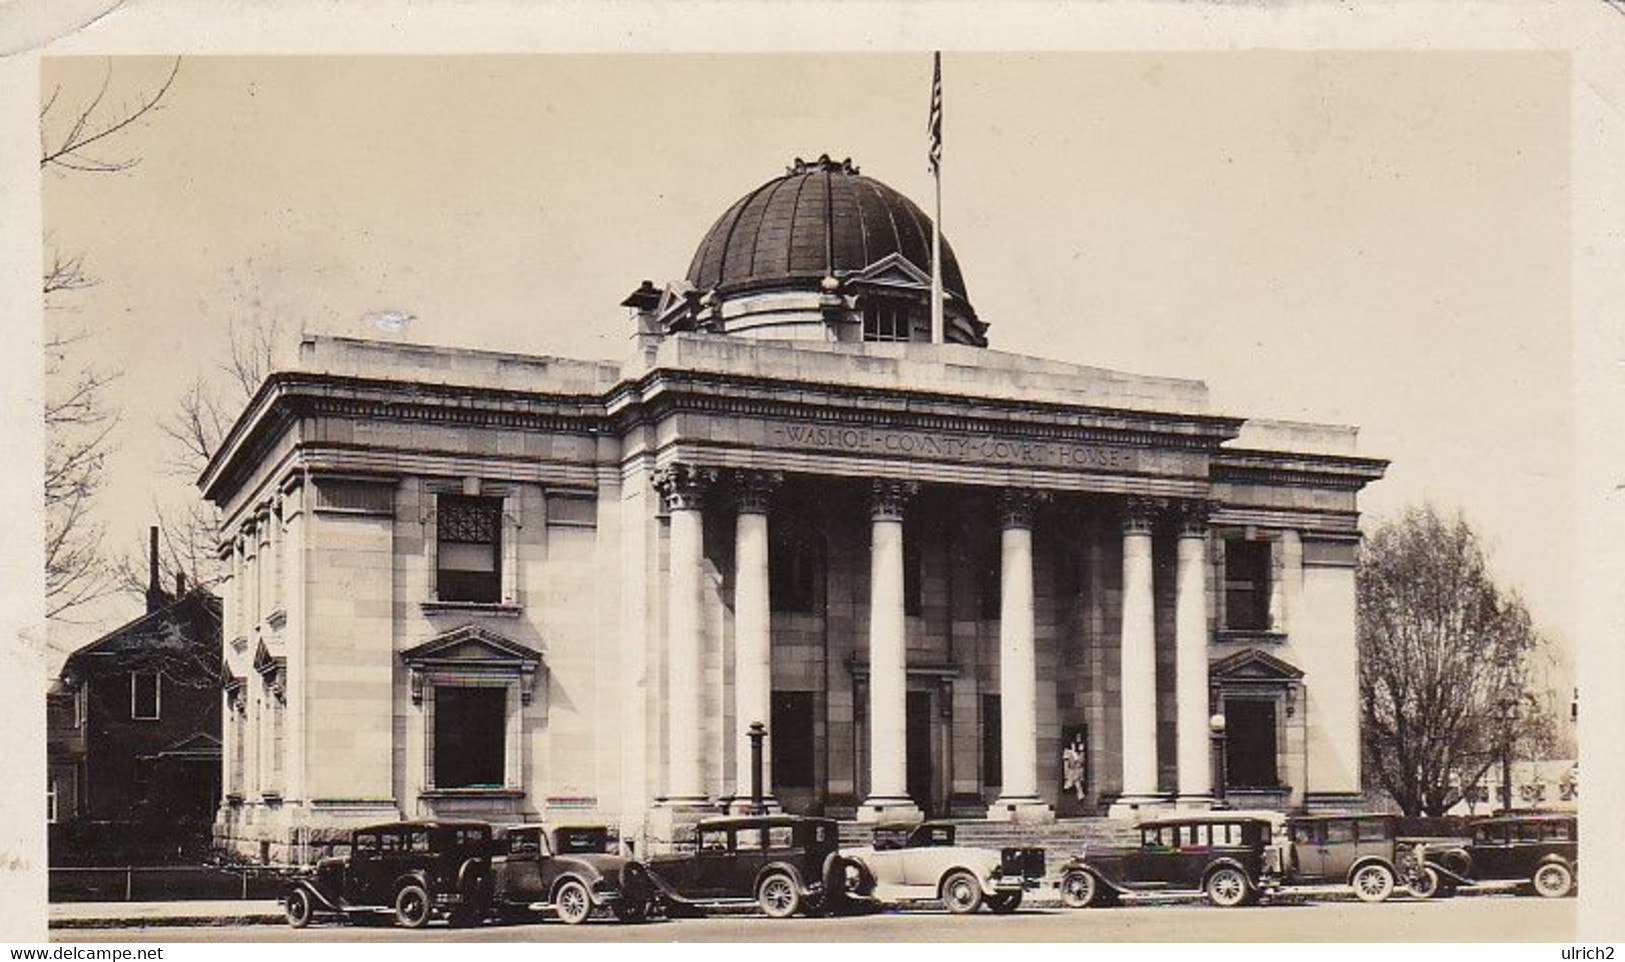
[652,464,1217,818]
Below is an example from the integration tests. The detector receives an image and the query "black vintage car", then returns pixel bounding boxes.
[1058,812,1287,909]
[1282,813,1406,902]
[284,820,493,928]
[488,824,654,924]
[1409,813,1577,899]
[643,815,844,918]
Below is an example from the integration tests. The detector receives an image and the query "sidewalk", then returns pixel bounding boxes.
[49,900,285,930]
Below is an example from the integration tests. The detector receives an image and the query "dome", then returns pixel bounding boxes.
[686,155,972,308]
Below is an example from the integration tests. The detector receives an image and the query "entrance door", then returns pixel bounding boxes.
[1225,699,1279,789]
[906,690,934,815]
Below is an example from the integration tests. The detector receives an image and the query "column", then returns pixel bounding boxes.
[1174,500,1214,806]
[732,471,782,812]
[654,463,716,805]
[989,490,1054,822]
[1110,495,1162,815]
[858,479,922,822]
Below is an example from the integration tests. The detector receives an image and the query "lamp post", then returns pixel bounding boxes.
[747,721,767,816]
[1497,694,1518,814]
[1209,712,1228,809]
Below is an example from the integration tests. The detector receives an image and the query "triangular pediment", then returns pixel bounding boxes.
[401,623,542,667]
[1210,648,1304,682]
[847,252,932,289]
[253,638,286,675]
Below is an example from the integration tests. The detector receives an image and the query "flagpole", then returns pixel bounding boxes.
[929,52,945,345]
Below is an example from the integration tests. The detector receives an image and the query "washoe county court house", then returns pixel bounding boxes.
[201,156,1386,861]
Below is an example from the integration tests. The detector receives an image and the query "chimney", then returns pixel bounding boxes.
[145,526,166,613]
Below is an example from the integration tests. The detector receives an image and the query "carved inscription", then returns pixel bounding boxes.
[768,422,1140,471]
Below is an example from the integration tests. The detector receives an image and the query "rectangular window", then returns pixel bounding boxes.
[437,494,503,603]
[47,776,58,824]
[771,690,816,789]
[545,491,597,527]
[770,523,819,614]
[982,694,1002,788]
[1224,699,1279,788]
[130,671,161,721]
[1224,540,1273,631]
[433,686,507,788]
[862,299,912,342]
[1326,820,1356,844]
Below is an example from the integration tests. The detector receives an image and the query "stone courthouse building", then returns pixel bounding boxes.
[202,156,1385,860]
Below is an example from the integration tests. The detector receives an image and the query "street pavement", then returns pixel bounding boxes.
[51,893,1575,943]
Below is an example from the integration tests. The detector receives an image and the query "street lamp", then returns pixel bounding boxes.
[747,721,767,816]
[1497,694,1519,814]
[1209,712,1228,809]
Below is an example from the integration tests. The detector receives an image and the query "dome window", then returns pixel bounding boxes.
[862,298,913,343]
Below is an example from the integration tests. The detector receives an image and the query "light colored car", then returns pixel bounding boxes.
[840,822,1045,915]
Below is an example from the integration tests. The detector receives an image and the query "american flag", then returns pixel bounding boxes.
[928,51,942,177]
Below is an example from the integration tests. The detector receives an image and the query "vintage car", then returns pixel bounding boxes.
[488,824,655,924]
[1282,813,1406,902]
[1408,813,1577,899]
[283,820,493,928]
[642,815,844,918]
[839,822,1046,915]
[1058,812,1286,909]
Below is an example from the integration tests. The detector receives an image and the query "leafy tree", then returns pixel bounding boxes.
[1358,505,1557,816]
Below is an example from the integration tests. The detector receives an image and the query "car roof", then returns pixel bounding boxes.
[696,815,835,830]
[1138,810,1285,828]
[1474,812,1575,824]
[873,821,952,832]
[355,820,490,833]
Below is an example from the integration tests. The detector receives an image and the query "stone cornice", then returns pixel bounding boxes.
[615,367,1245,452]
[1212,447,1388,491]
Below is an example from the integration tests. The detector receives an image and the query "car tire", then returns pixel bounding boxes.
[1060,869,1104,909]
[1409,866,1455,900]
[610,898,649,923]
[554,878,593,925]
[1204,866,1252,908]
[1351,863,1397,903]
[987,891,1022,914]
[756,871,802,919]
[1532,862,1574,899]
[285,888,313,928]
[940,870,984,915]
[394,883,432,929]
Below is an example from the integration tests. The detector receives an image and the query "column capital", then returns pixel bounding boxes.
[1121,495,1165,534]
[869,479,920,522]
[999,489,1051,530]
[732,470,784,516]
[654,463,719,512]
[1173,499,1216,537]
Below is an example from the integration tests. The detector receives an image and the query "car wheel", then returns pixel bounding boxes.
[1409,866,1454,900]
[610,898,648,923]
[284,888,313,928]
[756,872,802,919]
[1351,863,1396,903]
[940,870,984,915]
[1532,862,1574,899]
[554,879,593,925]
[394,883,432,929]
[1060,869,1103,909]
[987,891,1022,914]
[1204,866,1251,908]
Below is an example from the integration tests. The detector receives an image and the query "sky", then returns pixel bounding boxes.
[40,53,1574,701]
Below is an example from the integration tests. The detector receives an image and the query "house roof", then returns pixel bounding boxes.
[59,589,221,683]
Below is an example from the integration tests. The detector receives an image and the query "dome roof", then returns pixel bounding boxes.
[685,155,970,306]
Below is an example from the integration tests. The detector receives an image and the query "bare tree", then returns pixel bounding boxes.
[40,58,182,622]
[131,308,290,594]
[1357,505,1557,817]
